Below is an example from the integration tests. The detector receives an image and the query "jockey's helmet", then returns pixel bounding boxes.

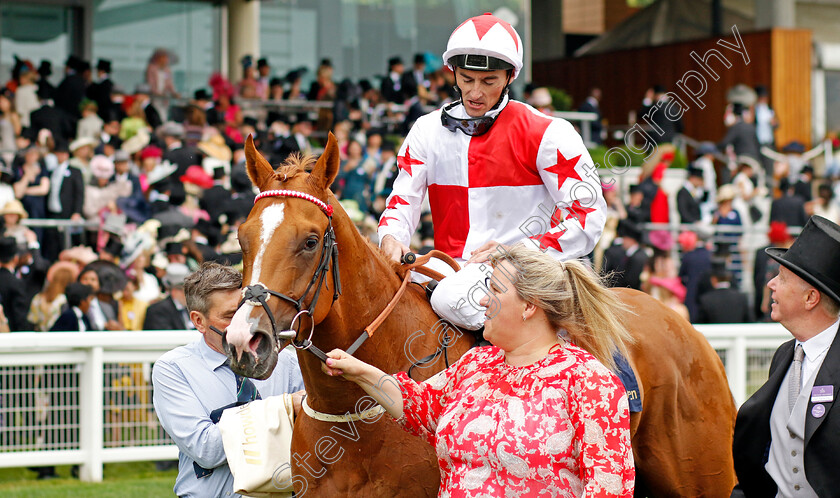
[442,13,523,81]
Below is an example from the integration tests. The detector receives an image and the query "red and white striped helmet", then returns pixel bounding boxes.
[442,13,523,80]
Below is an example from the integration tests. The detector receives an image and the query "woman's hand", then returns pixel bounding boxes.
[322,349,370,383]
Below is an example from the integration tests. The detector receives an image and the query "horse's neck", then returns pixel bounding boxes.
[299,210,424,414]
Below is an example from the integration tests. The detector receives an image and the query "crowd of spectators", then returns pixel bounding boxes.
[596,83,840,326]
[2,51,840,339]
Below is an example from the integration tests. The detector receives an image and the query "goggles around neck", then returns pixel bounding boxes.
[440,101,498,137]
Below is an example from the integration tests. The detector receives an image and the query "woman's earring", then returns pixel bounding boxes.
[522,315,526,322]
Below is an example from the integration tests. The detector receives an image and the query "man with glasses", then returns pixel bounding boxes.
[378,13,606,330]
[152,262,303,497]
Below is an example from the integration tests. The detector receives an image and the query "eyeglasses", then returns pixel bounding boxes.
[440,101,497,137]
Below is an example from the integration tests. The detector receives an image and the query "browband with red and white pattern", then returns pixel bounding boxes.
[254,189,334,217]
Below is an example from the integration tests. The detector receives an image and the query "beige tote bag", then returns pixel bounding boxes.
[218,394,295,497]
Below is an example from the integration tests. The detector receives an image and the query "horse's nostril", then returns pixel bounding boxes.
[248,333,262,354]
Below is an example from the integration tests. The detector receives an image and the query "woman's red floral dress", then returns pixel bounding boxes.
[393,343,634,497]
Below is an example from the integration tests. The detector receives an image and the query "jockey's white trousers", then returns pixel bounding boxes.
[415,261,490,331]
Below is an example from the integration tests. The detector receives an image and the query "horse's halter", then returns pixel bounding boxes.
[240,189,341,356]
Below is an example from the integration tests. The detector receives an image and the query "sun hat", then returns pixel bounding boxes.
[649,276,687,303]
[0,200,28,219]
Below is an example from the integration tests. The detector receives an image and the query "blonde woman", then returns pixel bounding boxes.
[324,244,635,497]
[28,262,79,331]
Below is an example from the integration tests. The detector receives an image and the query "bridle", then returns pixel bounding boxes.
[237,188,465,378]
[240,189,341,359]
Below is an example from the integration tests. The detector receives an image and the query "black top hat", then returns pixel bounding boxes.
[193,88,211,101]
[65,55,84,72]
[0,237,18,261]
[766,215,840,304]
[165,241,183,256]
[320,58,332,68]
[257,58,269,68]
[617,219,642,242]
[686,166,704,178]
[413,53,425,65]
[38,60,52,77]
[388,56,404,69]
[53,140,70,153]
[97,59,112,73]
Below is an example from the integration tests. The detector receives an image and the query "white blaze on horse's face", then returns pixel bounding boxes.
[226,202,285,358]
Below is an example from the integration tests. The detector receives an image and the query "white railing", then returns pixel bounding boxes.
[0,331,198,482]
[0,326,790,481]
[696,323,790,406]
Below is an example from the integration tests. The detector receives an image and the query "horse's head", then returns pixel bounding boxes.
[225,133,341,379]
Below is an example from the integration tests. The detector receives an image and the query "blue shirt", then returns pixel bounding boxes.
[152,338,304,498]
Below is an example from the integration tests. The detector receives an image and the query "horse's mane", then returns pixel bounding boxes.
[274,153,316,182]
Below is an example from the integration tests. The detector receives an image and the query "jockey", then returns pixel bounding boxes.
[378,13,606,330]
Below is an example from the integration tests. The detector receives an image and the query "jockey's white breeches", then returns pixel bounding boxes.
[413,261,491,331]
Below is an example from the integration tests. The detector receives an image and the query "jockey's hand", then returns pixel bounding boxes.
[380,235,410,263]
[322,349,371,384]
[467,241,509,265]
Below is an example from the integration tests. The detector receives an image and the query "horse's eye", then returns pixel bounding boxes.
[304,236,319,251]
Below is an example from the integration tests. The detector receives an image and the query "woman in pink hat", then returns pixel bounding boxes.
[649,276,689,321]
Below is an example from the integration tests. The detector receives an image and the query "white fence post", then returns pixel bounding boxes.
[732,334,748,406]
[79,346,104,482]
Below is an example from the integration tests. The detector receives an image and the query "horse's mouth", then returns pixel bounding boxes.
[225,330,278,380]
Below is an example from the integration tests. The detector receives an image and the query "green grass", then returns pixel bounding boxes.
[0,462,177,497]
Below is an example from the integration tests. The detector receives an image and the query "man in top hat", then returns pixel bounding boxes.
[602,219,647,291]
[37,60,55,101]
[55,55,88,120]
[87,59,115,121]
[256,57,271,100]
[159,122,196,177]
[272,113,314,163]
[381,56,409,104]
[0,237,32,331]
[677,166,708,224]
[44,140,85,261]
[732,215,840,496]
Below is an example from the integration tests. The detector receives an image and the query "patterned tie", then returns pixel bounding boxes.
[788,344,805,412]
[195,369,263,478]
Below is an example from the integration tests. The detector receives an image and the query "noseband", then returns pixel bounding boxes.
[241,190,341,357]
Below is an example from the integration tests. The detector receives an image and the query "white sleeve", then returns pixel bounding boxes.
[525,118,607,260]
[377,124,430,247]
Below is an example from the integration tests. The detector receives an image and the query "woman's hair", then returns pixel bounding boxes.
[490,243,634,371]
[44,267,76,303]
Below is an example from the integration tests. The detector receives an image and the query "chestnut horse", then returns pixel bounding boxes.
[225,134,737,497]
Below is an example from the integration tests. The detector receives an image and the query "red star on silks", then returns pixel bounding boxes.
[530,228,565,253]
[386,195,409,210]
[544,150,582,190]
[397,146,424,177]
[468,14,519,50]
[378,216,398,228]
[565,200,597,229]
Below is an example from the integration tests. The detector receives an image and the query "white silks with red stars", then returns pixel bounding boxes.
[378,95,606,263]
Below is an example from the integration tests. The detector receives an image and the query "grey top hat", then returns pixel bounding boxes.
[766,215,840,304]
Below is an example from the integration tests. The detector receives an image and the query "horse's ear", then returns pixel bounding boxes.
[244,134,274,191]
[310,132,340,191]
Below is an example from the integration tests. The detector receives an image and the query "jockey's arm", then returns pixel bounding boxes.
[524,118,607,260]
[377,124,430,257]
